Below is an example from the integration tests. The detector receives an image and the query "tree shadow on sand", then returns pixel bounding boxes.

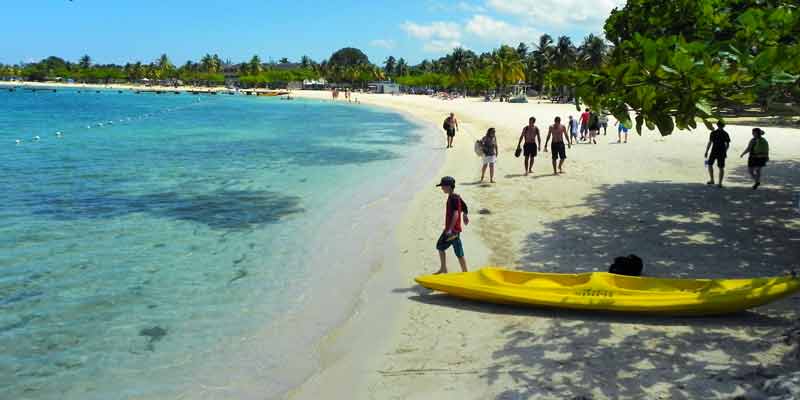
[518,163,800,280]
[483,160,800,399]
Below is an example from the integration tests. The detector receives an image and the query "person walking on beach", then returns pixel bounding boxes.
[516,117,541,175]
[568,115,579,143]
[480,128,499,183]
[433,176,469,274]
[588,111,600,144]
[616,120,630,143]
[443,113,459,148]
[740,128,769,189]
[704,121,731,187]
[579,108,590,141]
[544,116,571,175]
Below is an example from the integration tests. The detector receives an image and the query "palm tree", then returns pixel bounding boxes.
[489,45,525,97]
[78,55,92,69]
[300,55,313,69]
[553,36,577,70]
[578,34,608,69]
[395,58,409,76]
[553,36,578,98]
[248,55,262,75]
[156,54,174,79]
[445,47,477,92]
[383,56,397,78]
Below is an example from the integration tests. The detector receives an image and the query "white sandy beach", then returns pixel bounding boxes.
[290,90,800,399]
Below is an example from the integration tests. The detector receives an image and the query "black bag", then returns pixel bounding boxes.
[443,119,451,131]
[608,254,643,276]
[514,146,522,158]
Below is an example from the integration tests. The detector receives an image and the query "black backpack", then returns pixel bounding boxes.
[443,118,451,131]
[608,254,643,276]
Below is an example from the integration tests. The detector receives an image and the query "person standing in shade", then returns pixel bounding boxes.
[433,176,469,274]
[616,120,630,143]
[516,117,541,175]
[544,116,572,175]
[443,113,459,148]
[480,128,499,183]
[704,121,731,187]
[568,115,579,143]
[740,128,770,189]
[599,113,609,135]
[579,108,590,141]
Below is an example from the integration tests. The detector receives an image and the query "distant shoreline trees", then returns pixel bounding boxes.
[2,0,797,133]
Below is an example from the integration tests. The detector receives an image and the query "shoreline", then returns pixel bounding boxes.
[290,91,800,399]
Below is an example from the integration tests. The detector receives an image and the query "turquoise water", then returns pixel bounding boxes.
[0,89,426,399]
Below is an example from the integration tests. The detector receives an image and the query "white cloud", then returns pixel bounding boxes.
[401,21,462,40]
[487,0,625,26]
[465,14,540,44]
[369,39,396,49]
[423,40,464,53]
[457,1,486,13]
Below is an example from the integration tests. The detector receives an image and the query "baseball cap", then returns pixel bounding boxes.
[436,176,456,187]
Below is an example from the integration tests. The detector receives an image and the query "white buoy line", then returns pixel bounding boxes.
[15,97,209,145]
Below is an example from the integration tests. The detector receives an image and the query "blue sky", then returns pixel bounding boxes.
[1,0,624,66]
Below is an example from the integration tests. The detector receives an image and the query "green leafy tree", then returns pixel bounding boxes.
[444,47,477,92]
[557,0,800,136]
[578,34,608,69]
[248,55,262,75]
[489,45,525,95]
[395,58,409,76]
[383,56,397,77]
[78,55,91,69]
[329,47,370,68]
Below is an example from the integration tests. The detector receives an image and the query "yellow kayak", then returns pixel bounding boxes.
[415,267,800,316]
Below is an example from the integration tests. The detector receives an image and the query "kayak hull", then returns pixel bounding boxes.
[415,267,800,316]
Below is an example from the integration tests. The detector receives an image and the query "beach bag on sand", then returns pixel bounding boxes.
[608,254,643,276]
[474,140,485,157]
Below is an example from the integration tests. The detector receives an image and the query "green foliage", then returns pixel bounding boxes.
[328,47,370,67]
[559,0,800,136]
[489,45,525,94]
[395,73,453,88]
[238,68,320,88]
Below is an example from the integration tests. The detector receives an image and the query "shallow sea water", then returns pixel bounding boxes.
[0,88,427,399]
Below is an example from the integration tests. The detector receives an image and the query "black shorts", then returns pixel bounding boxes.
[551,142,567,160]
[523,143,537,157]
[708,152,726,168]
[446,128,456,137]
[748,157,767,168]
[436,232,464,257]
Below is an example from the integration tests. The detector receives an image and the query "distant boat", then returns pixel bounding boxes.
[257,91,290,97]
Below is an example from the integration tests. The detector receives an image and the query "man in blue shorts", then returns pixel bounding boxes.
[433,176,469,274]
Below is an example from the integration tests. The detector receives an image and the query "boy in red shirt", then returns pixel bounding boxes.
[433,176,469,274]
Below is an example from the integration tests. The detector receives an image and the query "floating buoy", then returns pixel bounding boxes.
[56,131,63,137]
[15,139,21,144]
[33,135,40,141]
